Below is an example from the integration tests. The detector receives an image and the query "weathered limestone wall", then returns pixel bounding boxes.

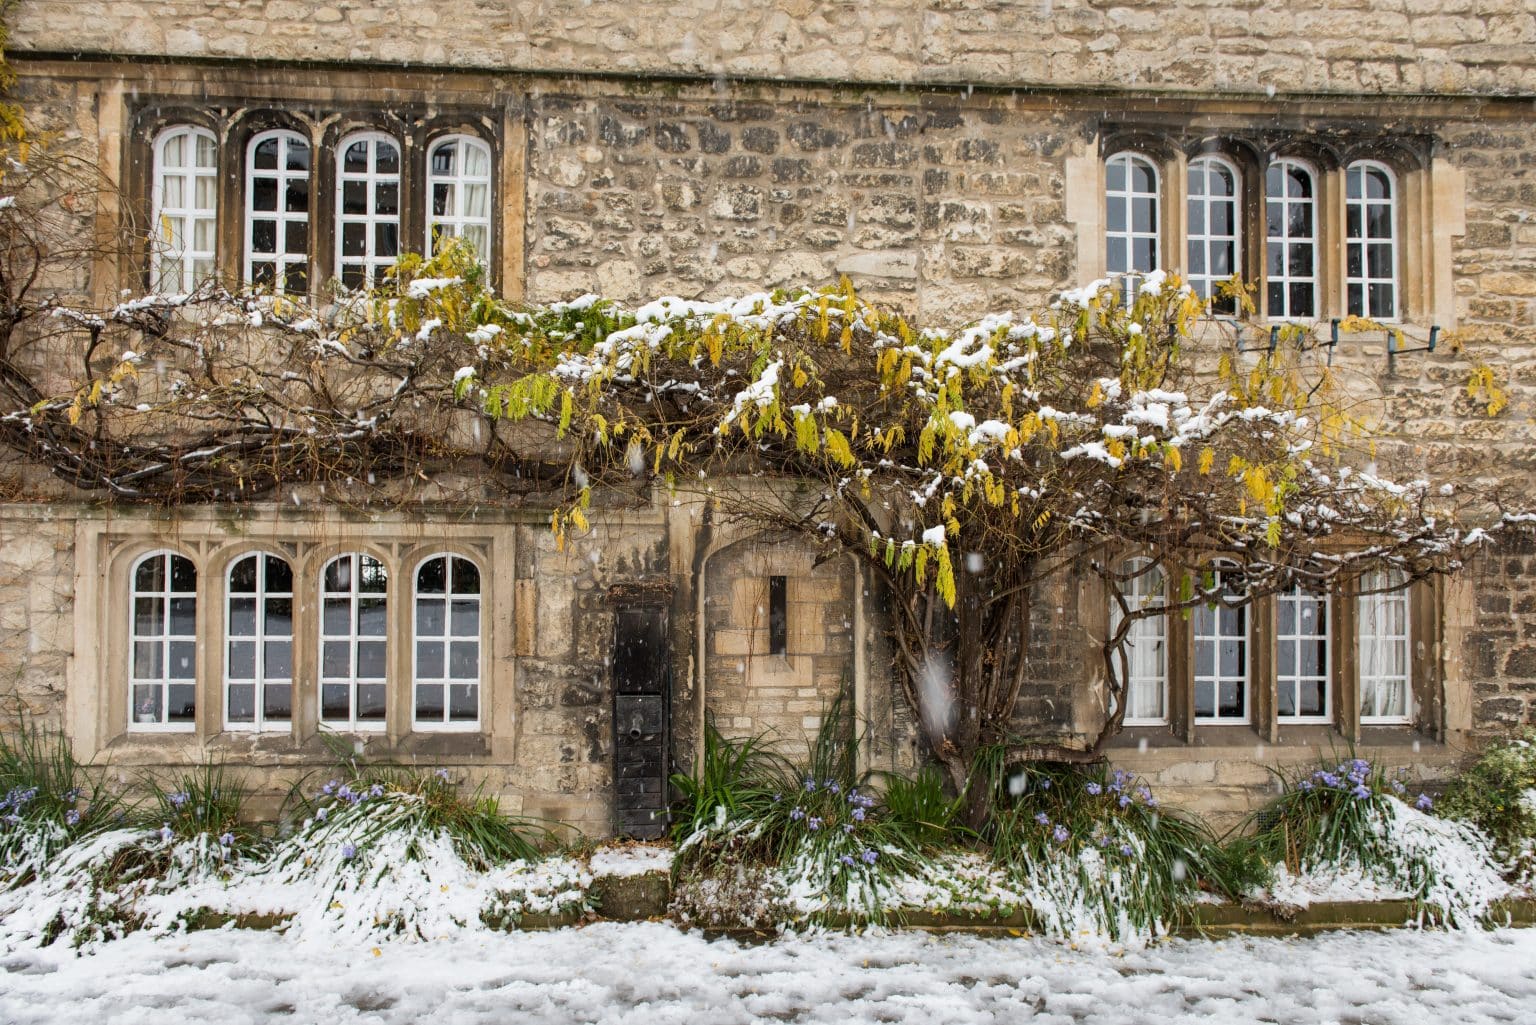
[703,533,855,750]
[0,509,73,731]
[12,0,1536,97]
[525,94,1080,318]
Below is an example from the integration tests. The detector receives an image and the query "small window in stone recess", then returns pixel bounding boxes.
[768,575,787,656]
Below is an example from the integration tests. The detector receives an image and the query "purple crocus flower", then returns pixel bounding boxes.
[1052,824,1069,844]
[1415,793,1434,811]
[1034,812,1050,826]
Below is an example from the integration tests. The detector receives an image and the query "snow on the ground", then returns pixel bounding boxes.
[587,843,673,878]
[2,923,1534,1025]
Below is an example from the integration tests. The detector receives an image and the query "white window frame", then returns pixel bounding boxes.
[1186,155,1241,307]
[426,134,494,264]
[1105,151,1160,277]
[1277,582,1332,724]
[150,125,218,294]
[129,550,198,733]
[1264,158,1318,321]
[1112,560,1168,726]
[411,553,483,731]
[224,551,295,733]
[244,129,312,294]
[1193,566,1250,724]
[1345,159,1399,322]
[1358,569,1413,725]
[319,552,389,732]
[334,131,402,289]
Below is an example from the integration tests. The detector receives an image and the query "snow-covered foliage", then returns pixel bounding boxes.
[1439,730,1536,887]
[1250,759,1509,926]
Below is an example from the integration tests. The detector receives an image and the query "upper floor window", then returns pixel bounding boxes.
[427,135,494,262]
[131,551,198,729]
[320,552,389,730]
[1105,152,1160,277]
[413,554,482,728]
[151,126,218,293]
[226,552,295,731]
[1277,582,1330,722]
[1265,159,1317,320]
[335,132,402,289]
[245,130,311,294]
[1346,160,1398,321]
[1113,560,1167,726]
[1358,569,1411,723]
[1186,156,1240,311]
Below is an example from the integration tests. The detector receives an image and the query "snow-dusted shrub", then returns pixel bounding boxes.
[985,763,1208,941]
[0,718,122,888]
[670,702,929,925]
[1253,758,1507,925]
[1438,731,1536,886]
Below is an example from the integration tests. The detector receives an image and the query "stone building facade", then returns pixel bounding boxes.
[3,1,1536,832]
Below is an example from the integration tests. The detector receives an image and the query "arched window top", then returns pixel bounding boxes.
[1188,154,1239,195]
[150,126,218,294]
[1346,159,1396,200]
[1266,158,1317,197]
[1106,150,1160,194]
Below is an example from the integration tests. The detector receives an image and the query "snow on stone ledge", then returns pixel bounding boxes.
[588,844,674,878]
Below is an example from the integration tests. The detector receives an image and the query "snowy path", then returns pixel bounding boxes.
[2,923,1534,1024]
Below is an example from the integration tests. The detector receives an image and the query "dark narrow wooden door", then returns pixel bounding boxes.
[612,604,670,838]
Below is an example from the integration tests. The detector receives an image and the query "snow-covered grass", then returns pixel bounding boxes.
[1245,758,1510,924]
[4,922,1536,1025]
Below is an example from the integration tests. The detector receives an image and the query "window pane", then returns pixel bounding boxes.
[449,684,478,722]
[418,557,447,594]
[286,141,310,172]
[135,597,164,636]
[228,684,255,722]
[252,219,277,254]
[417,599,446,636]
[1131,196,1155,234]
[286,180,309,215]
[449,641,478,679]
[323,598,350,635]
[376,182,399,217]
[133,685,162,723]
[1369,282,1395,319]
[324,557,351,593]
[452,560,481,595]
[170,556,196,592]
[357,684,387,720]
[417,683,445,720]
[1367,203,1391,240]
[167,685,197,722]
[451,601,479,637]
[432,142,455,175]
[358,640,386,678]
[375,142,400,175]
[1132,238,1156,273]
[323,640,350,677]
[1290,282,1314,317]
[253,177,277,212]
[265,597,293,636]
[229,555,258,593]
[322,683,351,719]
[1299,679,1326,718]
[230,597,257,636]
[264,684,292,721]
[134,641,162,679]
[376,221,399,257]
[342,180,367,215]
[136,556,165,592]
[169,641,197,680]
[344,141,369,172]
[1367,244,1393,280]
[359,557,388,593]
[264,639,293,680]
[358,597,387,636]
[417,640,444,678]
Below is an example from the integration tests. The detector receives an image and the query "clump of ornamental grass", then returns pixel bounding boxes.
[1437,730,1536,887]
[0,716,122,888]
[671,696,929,924]
[258,767,567,941]
[879,765,971,849]
[1248,756,1506,926]
[983,757,1209,941]
[138,762,263,873]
